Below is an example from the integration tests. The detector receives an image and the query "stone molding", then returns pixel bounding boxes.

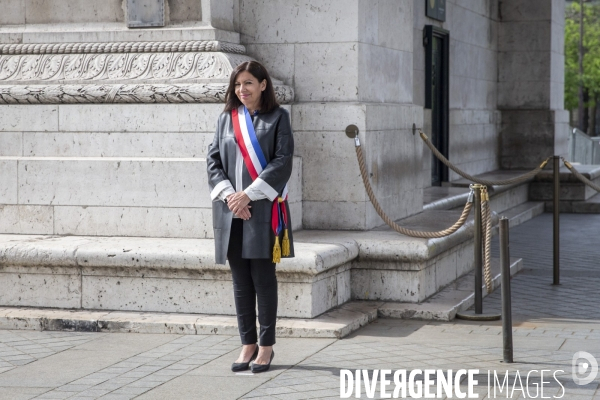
[0,83,294,104]
[0,52,254,83]
[0,40,246,55]
[0,40,294,104]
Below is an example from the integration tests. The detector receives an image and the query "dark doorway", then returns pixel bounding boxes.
[424,26,449,186]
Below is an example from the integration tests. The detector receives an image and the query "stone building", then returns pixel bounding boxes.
[0,1,567,322]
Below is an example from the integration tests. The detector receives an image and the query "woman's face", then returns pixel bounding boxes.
[234,71,266,111]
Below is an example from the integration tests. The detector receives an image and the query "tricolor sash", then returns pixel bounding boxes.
[232,105,290,263]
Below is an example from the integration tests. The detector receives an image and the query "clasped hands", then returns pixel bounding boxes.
[226,192,252,220]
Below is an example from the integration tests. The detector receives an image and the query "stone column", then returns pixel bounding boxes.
[201,0,234,30]
[498,0,569,169]
[240,0,422,230]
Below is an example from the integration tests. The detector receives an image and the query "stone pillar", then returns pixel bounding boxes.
[240,0,422,230]
[498,0,569,169]
[201,0,234,31]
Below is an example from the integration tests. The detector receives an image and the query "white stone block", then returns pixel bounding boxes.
[454,0,494,18]
[292,103,365,133]
[201,0,234,30]
[245,44,295,86]
[74,236,218,271]
[499,51,551,82]
[450,2,496,50]
[498,81,550,109]
[82,273,237,314]
[0,268,81,308]
[303,201,366,230]
[365,104,423,131]
[358,0,413,52]
[0,132,21,156]
[500,0,552,22]
[54,206,213,238]
[298,132,364,202]
[0,0,25,25]
[169,0,203,23]
[240,0,359,44]
[358,44,413,103]
[499,21,551,52]
[17,157,211,208]
[288,201,302,231]
[351,267,431,302]
[0,205,53,234]
[16,25,239,45]
[294,42,359,102]
[0,159,17,204]
[57,104,224,133]
[24,0,124,23]
[23,132,214,158]
[0,105,58,131]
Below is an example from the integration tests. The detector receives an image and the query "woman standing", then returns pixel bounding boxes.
[207,61,294,373]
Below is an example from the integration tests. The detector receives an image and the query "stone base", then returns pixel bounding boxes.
[0,301,380,339]
[530,165,600,202]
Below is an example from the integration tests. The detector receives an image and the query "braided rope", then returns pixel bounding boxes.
[420,131,551,186]
[481,187,493,294]
[562,158,600,192]
[356,144,472,238]
[0,40,246,55]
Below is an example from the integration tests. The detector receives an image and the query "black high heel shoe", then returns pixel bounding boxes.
[231,346,258,372]
[251,349,274,373]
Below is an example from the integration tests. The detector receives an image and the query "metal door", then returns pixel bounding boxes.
[424,26,449,186]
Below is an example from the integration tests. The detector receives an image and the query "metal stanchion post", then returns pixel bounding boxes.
[553,155,560,285]
[500,217,513,363]
[456,185,500,321]
[472,184,483,314]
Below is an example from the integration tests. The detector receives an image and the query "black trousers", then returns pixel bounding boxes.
[227,219,278,346]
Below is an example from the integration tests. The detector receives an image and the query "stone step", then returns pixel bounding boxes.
[0,257,522,336]
[0,206,480,319]
[378,257,523,321]
[0,301,380,339]
[530,164,600,201]
[497,201,545,228]
[0,156,303,237]
[0,234,355,319]
[444,170,532,214]
[543,191,600,213]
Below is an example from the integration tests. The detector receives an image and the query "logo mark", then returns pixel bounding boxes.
[572,351,598,385]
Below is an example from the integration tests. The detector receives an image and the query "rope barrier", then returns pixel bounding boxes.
[355,142,473,238]
[419,131,551,186]
[481,187,493,294]
[562,158,600,192]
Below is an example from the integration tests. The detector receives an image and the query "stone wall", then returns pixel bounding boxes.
[240,0,422,230]
[498,0,569,169]
[0,0,206,25]
[414,0,501,187]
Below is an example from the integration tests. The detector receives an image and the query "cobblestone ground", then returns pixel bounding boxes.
[1,213,600,399]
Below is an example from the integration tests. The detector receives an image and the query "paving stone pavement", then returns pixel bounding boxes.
[0,213,600,399]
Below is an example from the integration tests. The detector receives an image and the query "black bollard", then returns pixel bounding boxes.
[553,156,560,285]
[472,184,483,314]
[500,217,513,363]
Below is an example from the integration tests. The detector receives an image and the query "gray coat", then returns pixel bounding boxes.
[207,107,295,265]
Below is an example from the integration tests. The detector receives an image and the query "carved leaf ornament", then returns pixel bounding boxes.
[0,40,294,104]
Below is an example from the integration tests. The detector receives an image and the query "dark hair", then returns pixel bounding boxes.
[224,61,279,113]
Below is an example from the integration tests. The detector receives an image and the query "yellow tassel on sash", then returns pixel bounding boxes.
[282,229,290,257]
[272,236,281,263]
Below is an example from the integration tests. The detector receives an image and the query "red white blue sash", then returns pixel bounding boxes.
[231,105,290,262]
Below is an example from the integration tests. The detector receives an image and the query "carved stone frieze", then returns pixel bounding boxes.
[0,52,254,83]
[0,83,294,104]
[0,41,246,55]
[0,40,294,104]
